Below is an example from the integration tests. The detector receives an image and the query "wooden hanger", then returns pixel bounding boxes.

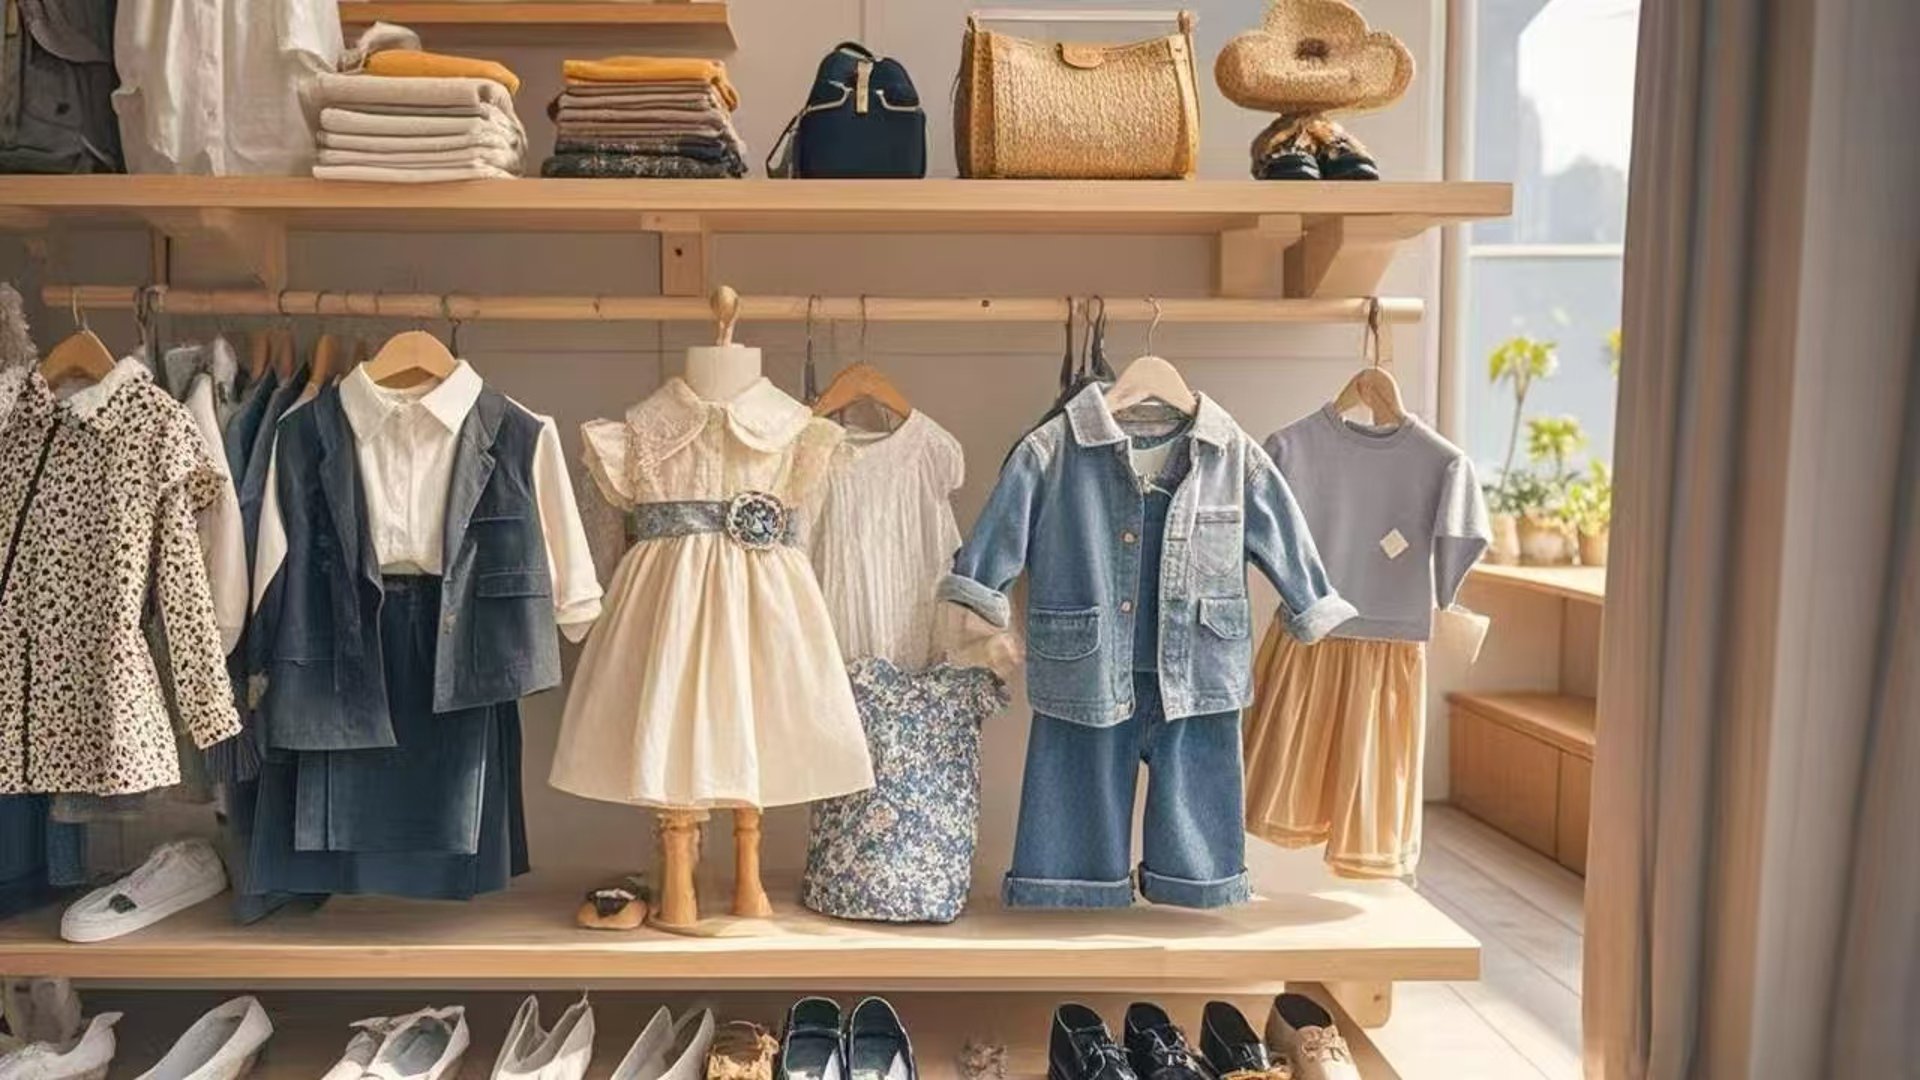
[361,329,457,389]
[247,331,272,382]
[269,326,295,380]
[39,295,117,386]
[811,296,912,422]
[308,333,341,392]
[1104,298,1196,415]
[1331,299,1406,425]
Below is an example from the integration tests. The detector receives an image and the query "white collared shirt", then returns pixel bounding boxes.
[254,362,602,641]
[112,0,343,175]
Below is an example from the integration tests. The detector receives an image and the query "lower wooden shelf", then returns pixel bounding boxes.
[0,869,1478,989]
[1448,692,1595,875]
[84,987,1402,1080]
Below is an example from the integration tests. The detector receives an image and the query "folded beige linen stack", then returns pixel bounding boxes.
[312,46,529,182]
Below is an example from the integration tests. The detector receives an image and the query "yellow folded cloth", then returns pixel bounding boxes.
[366,50,522,96]
[562,57,739,110]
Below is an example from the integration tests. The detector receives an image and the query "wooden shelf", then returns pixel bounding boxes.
[0,869,1477,988]
[338,2,736,49]
[0,177,1508,237]
[1447,691,1596,758]
[1468,562,1606,607]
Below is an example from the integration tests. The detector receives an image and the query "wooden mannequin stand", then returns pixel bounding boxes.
[647,287,777,936]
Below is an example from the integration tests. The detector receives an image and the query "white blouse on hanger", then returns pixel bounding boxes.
[808,410,965,669]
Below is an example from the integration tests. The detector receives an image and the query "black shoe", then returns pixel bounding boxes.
[1122,1004,1209,1080]
[777,997,845,1080]
[845,997,916,1080]
[1199,1001,1290,1079]
[1250,118,1321,181]
[1049,1004,1138,1080]
[1317,125,1380,181]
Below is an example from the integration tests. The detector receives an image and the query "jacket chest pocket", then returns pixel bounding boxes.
[1192,506,1245,581]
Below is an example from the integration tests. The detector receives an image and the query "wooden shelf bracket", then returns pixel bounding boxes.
[1215,214,1304,298]
[644,213,710,297]
[139,209,287,291]
[1284,214,1434,299]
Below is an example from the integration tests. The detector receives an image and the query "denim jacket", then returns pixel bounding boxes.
[939,386,1354,726]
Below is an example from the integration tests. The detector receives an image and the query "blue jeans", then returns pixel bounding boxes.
[1004,672,1251,909]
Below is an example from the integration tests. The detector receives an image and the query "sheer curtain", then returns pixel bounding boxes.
[1583,0,1920,1076]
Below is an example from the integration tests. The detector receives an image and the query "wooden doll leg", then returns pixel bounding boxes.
[731,806,774,918]
[653,808,703,930]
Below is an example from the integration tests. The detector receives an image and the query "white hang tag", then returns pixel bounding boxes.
[1380,528,1409,559]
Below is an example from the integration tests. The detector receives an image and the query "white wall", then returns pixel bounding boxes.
[2,0,1476,892]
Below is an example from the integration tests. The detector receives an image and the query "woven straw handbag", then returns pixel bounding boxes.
[955,11,1201,179]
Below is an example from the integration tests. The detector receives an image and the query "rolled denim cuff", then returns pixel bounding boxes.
[1002,872,1135,910]
[1138,864,1252,909]
[937,573,1012,628]
[1284,593,1359,644]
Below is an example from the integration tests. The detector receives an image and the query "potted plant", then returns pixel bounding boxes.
[1484,336,1559,563]
[1517,415,1586,565]
[1563,460,1613,566]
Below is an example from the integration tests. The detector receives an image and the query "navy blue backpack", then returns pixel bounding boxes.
[768,43,926,179]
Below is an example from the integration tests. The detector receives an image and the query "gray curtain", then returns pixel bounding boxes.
[1584,0,1920,1076]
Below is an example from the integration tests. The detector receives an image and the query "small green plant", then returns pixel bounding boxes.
[1497,469,1559,518]
[1562,461,1613,537]
[1604,327,1622,377]
[1526,414,1588,487]
[1487,336,1560,493]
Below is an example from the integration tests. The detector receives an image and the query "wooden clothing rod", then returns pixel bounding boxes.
[43,287,1423,326]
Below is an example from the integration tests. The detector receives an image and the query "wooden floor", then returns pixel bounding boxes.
[1370,806,1586,1079]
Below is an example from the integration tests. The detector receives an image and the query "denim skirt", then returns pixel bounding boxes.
[243,575,528,902]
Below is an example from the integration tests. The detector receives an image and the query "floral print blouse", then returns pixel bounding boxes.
[0,359,240,795]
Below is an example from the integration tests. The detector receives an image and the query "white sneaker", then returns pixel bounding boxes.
[61,840,227,943]
[363,1007,468,1080]
[0,979,83,1050]
[609,1009,715,1080]
[134,997,271,1080]
[0,1013,122,1080]
[491,996,594,1080]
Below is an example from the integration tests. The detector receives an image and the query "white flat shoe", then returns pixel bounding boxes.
[134,997,271,1080]
[609,1008,714,1080]
[363,1007,468,1080]
[491,996,594,1080]
[0,1013,121,1080]
[319,1017,405,1080]
[61,840,227,943]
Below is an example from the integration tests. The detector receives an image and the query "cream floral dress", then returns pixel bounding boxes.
[549,377,873,809]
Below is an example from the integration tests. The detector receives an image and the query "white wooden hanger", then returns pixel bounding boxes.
[1104,298,1196,415]
[1331,299,1406,425]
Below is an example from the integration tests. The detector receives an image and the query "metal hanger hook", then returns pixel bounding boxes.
[1366,297,1384,368]
[858,294,870,363]
[441,293,463,356]
[70,288,87,331]
[1145,296,1163,355]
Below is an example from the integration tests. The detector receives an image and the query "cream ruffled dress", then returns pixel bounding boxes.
[549,377,873,809]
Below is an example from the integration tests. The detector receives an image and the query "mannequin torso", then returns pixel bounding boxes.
[682,345,763,400]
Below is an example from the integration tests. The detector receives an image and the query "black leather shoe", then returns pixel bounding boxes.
[1249,117,1321,181]
[1317,125,1380,181]
[777,997,845,1080]
[1049,1004,1138,1080]
[1199,1001,1290,1079]
[845,997,915,1080]
[1122,1004,1210,1080]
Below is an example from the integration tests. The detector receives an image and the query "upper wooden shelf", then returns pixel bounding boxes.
[1469,562,1606,607]
[338,2,736,49]
[0,869,1478,987]
[0,177,1511,237]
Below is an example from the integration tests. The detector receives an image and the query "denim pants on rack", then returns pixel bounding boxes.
[1004,671,1251,910]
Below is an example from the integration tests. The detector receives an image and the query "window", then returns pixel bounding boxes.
[1457,0,1638,494]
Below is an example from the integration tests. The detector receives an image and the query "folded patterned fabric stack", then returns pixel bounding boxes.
[313,26,527,183]
[543,57,748,179]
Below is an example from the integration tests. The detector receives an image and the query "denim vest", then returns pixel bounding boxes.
[254,386,561,751]
[940,386,1354,726]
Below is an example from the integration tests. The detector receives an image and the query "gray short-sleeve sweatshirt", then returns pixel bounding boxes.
[1263,405,1491,641]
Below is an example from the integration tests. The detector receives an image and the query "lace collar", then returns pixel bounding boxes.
[625,376,813,464]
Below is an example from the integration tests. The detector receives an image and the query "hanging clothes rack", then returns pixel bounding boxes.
[38,286,1423,326]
